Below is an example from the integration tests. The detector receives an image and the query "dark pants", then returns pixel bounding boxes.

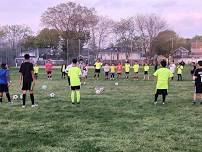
[177,74,182,81]
[61,72,66,78]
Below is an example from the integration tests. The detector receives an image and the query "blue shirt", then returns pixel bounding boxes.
[0,69,9,84]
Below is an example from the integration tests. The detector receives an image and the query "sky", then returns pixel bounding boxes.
[0,0,202,38]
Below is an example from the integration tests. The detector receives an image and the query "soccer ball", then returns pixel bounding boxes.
[96,89,101,95]
[12,95,18,100]
[115,82,119,86]
[50,93,55,98]
[42,85,47,90]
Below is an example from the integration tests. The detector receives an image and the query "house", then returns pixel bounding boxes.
[172,47,190,59]
[98,47,145,64]
[191,41,202,58]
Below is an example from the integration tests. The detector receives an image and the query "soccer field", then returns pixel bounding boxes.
[0,66,202,152]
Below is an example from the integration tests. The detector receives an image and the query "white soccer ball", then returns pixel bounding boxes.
[50,92,55,98]
[96,89,101,95]
[12,95,18,100]
[42,85,47,90]
[115,82,119,86]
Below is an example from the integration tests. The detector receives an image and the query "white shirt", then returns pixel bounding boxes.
[104,65,110,72]
[169,64,176,73]
[65,64,72,73]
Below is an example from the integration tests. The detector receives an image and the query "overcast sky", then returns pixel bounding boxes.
[0,0,201,38]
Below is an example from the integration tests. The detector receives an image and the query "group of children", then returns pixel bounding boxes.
[1,55,202,106]
[94,59,150,81]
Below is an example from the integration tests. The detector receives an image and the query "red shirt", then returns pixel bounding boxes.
[45,63,53,72]
[117,64,123,73]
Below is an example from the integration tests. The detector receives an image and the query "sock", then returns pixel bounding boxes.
[76,91,80,103]
[0,96,2,102]
[162,95,166,103]
[30,94,35,105]
[23,94,26,106]
[71,91,75,103]
[155,94,158,102]
[6,93,11,102]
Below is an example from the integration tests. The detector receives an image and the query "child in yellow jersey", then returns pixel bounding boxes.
[133,61,139,80]
[110,64,116,80]
[176,63,183,81]
[124,61,130,80]
[94,59,102,80]
[33,64,39,80]
[153,60,173,105]
[68,59,82,104]
[143,63,150,80]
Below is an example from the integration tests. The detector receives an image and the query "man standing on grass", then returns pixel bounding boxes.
[0,63,12,103]
[19,54,37,108]
[192,61,202,105]
[153,60,173,105]
[68,59,82,104]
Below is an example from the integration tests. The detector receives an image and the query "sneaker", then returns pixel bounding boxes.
[31,104,38,108]
[162,102,165,105]
[72,102,75,105]
[77,102,80,104]
[22,105,25,108]
[192,101,196,105]
[154,102,157,105]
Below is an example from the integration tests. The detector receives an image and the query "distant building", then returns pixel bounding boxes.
[191,41,202,58]
[172,47,190,59]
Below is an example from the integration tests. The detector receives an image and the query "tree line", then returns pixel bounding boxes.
[0,1,202,60]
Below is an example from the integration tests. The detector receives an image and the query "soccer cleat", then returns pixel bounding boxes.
[154,102,157,105]
[162,102,165,105]
[77,102,80,104]
[72,102,75,105]
[31,104,38,108]
[22,105,26,108]
[192,101,196,105]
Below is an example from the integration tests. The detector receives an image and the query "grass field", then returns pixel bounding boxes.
[0,66,202,152]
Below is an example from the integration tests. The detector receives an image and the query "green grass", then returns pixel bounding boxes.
[0,66,202,152]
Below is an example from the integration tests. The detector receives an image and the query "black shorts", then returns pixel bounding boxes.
[195,84,202,93]
[144,71,148,75]
[22,81,33,91]
[47,71,52,75]
[105,72,109,77]
[0,84,9,93]
[71,85,80,90]
[95,69,101,73]
[155,89,168,95]
[125,72,129,75]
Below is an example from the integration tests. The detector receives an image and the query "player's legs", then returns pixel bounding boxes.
[76,90,80,104]
[154,93,158,103]
[0,92,3,102]
[29,90,35,106]
[5,92,11,103]
[162,94,166,104]
[22,90,27,107]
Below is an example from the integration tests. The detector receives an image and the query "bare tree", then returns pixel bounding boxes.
[2,24,32,49]
[135,14,167,55]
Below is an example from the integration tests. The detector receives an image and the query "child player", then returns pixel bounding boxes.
[153,60,173,105]
[133,61,139,80]
[68,59,82,104]
[117,62,123,80]
[45,59,53,80]
[61,63,67,79]
[104,63,110,80]
[143,63,150,80]
[82,64,88,84]
[176,63,183,81]
[19,54,37,108]
[0,63,11,103]
[33,63,39,80]
[192,61,202,104]
[110,63,116,80]
[94,59,102,80]
[124,61,130,80]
